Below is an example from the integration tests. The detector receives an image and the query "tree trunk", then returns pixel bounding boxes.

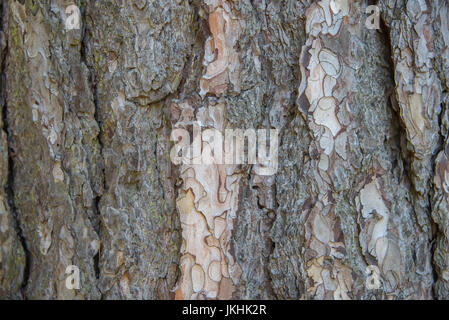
[0,0,448,300]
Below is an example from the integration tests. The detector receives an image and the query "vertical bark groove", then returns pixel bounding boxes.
[0,0,27,299]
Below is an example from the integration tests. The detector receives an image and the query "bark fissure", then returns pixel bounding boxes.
[3,105,30,298]
[80,2,103,288]
[1,0,29,295]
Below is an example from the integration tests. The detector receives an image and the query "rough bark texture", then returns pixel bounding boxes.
[0,0,449,300]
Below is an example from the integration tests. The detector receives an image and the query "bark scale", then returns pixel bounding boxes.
[0,0,448,300]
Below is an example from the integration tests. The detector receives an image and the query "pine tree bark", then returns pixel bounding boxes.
[0,0,449,300]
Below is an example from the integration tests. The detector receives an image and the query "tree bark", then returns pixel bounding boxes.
[0,0,448,300]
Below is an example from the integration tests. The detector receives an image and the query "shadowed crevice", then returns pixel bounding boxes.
[80,0,104,297]
[1,0,30,298]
